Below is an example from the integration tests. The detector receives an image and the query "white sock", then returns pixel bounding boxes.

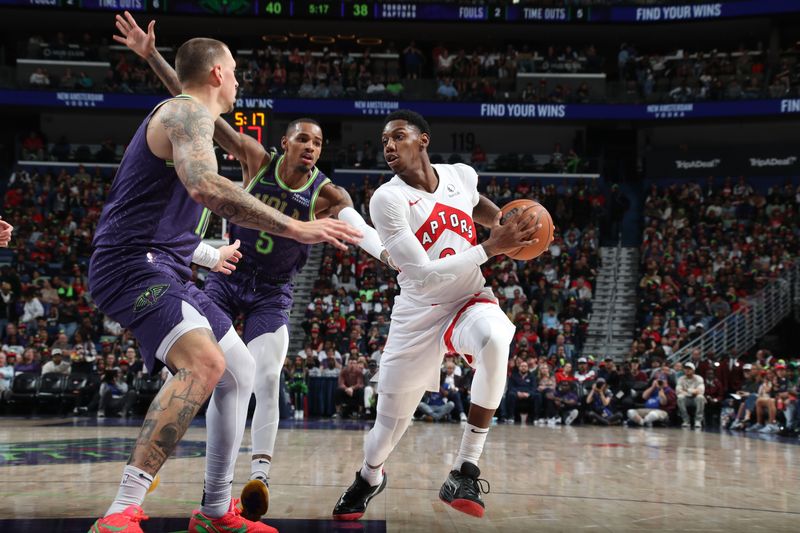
[105,465,153,516]
[359,459,384,486]
[251,458,271,481]
[454,423,488,471]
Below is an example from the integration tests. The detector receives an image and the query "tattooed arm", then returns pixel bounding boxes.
[113,10,261,170]
[159,98,291,234]
[157,99,361,249]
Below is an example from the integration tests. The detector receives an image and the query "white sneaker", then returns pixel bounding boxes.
[681,422,691,429]
[565,409,579,426]
[460,412,468,422]
[694,420,703,430]
[546,417,557,427]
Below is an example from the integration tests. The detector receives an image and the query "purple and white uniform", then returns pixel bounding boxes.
[204,153,330,344]
[89,95,231,372]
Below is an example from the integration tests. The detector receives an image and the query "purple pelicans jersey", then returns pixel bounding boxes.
[88,95,231,372]
[204,152,331,344]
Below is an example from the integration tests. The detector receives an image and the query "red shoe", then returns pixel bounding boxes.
[87,505,148,533]
[189,499,278,532]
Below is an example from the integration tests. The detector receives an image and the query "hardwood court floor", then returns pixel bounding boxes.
[0,416,798,532]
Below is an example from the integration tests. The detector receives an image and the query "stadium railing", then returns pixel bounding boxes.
[669,260,799,365]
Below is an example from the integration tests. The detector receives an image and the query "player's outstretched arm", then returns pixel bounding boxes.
[161,99,361,250]
[113,10,260,168]
[315,184,390,264]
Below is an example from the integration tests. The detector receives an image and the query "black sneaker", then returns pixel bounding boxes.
[332,471,387,521]
[439,462,490,518]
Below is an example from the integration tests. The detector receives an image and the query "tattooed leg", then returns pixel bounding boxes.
[128,366,214,476]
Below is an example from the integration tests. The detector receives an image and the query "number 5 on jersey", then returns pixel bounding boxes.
[256,232,274,254]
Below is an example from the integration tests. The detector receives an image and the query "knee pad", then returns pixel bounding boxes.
[217,327,255,392]
[466,318,512,410]
[248,326,289,398]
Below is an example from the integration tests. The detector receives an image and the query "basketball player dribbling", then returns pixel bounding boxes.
[113,12,391,522]
[87,36,361,533]
[333,109,545,520]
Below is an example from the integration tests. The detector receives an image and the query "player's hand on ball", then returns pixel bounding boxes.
[0,217,13,247]
[113,10,156,59]
[213,239,242,275]
[291,218,363,251]
[483,208,541,257]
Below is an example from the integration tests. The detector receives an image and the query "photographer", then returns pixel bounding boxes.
[626,373,677,427]
[585,378,623,426]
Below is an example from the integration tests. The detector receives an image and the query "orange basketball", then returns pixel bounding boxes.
[499,199,554,260]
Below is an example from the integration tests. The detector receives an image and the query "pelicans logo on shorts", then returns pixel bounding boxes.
[133,283,170,313]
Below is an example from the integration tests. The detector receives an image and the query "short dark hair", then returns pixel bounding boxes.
[384,109,431,135]
[286,117,322,135]
[175,37,229,86]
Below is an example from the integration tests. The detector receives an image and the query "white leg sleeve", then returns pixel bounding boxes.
[201,327,256,518]
[247,325,289,460]
[363,388,426,468]
[451,307,515,410]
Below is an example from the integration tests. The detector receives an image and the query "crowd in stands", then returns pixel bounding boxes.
[333,141,591,176]
[1,162,798,436]
[618,43,800,102]
[19,30,800,103]
[636,177,799,358]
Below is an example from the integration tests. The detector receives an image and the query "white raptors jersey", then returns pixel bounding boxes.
[369,163,487,305]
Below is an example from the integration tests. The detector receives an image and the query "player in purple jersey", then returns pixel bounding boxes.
[115,12,390,524]
[89,23,362,533]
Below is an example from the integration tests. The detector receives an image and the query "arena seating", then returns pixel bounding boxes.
[634,177,800,361]
[14,33,800,103]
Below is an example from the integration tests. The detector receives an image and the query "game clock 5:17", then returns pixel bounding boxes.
[231,111,266,144]
[296,0,340,17]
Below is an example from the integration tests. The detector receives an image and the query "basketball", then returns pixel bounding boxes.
[499,199,554,260]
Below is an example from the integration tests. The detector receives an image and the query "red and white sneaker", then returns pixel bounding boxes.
[87,504,149,533]
[188,499,278,532]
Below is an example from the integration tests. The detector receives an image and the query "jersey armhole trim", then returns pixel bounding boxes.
[245,164,271,194]
[309,178,332,221]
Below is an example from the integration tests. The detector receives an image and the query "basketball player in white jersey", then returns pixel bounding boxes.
[333,109,543,520]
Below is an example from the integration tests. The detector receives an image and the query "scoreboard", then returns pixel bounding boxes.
[1,0,798,24]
